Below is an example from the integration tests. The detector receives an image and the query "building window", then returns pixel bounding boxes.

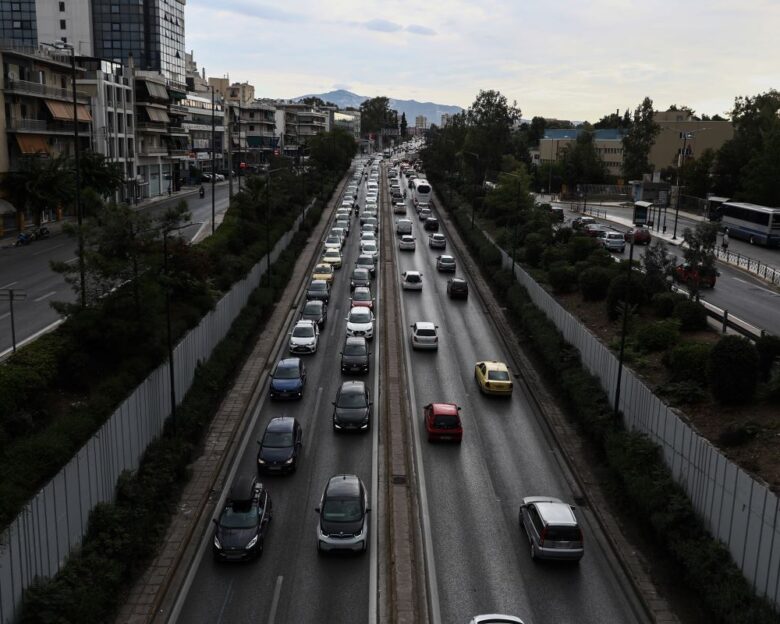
[60,19,66,29]
[59,1,65,11]
[12,21,22,28]
[11,2,21,9]
[112,23,120,31]
[111,4,120,13]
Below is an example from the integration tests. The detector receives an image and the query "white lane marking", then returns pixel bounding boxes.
[64,257,79,265]
[0,318,64,361]
[732,276,780,296]
[215,579,234,624]
[0,281,18,289]
[266,576,284,624]
[32,243,65,256]
[0,312,9,321]
[329,307,339,338]
[33,291,57,302]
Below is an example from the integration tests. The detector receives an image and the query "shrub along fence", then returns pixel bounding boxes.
[433,188,779,621]
[0,198,320,624]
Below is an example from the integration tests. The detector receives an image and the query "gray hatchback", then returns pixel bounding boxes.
[518,496,584,562]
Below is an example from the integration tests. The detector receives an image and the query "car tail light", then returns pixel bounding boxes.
[539,526,547,546]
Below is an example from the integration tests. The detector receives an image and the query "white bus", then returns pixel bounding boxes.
[720,202,780,247]
[412,179,432,207]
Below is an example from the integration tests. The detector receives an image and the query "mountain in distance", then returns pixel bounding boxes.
[295,89,463,126]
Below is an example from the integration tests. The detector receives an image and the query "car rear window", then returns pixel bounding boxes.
[406,274,420,282]
[487,370,510,381]
[544,525,581,541]
[417,329,436,337]
[344,343,367,356]
[433,415,459,429]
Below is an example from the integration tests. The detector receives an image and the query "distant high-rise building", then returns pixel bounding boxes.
[440,113,451,127]
[415,115,428,130]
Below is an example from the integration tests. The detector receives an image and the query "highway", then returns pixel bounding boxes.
[0,185,232,357]
[176,171,377,624]
[390,166,644,623]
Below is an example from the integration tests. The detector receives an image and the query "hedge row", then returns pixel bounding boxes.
[19,199,326,623]
[0,171,344,531]
[435,185,778,623]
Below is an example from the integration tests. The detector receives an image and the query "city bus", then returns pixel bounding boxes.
[719,202,780,247]
[705,195,729,221]
[412,178,432,207]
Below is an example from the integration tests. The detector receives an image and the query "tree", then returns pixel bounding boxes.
[622,97,660,180]
[400,112,408,138]
[462,89,521,179]
[2,154,74,224]
[641,240,675,294]
[483,165,533,223]
[681,148,716,198]
[307,128,357,173]
[681,222,719,301]
[737,122,780,206]
[594,109,631,130]
[79,151,124,201]
[300,96,326,107]
[359,96,393,137]
[559,131,608,188]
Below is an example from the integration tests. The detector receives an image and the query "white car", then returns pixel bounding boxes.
[396,218,413,235]
[401,271,423,291]
[361,241,379,263]
[399,235,416,251]
[330,227,346,243]
[345,306,375,340]
[410,321,438,350]
[324,235,342,251]
[360,231,377,243]
[289,320,319,354]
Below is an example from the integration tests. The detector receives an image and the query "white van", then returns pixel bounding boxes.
[395,218,413,235]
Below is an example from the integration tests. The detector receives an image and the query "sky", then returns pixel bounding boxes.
[185,0,779,122]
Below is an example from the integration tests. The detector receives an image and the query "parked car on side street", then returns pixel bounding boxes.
[674,263,719,288]
[624,226,652,245]
[600,231,626,253]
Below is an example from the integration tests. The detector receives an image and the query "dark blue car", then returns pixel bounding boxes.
[269,358,306,400]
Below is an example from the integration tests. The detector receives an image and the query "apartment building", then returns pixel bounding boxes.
[334,110,360,140]
[180,89,224,176]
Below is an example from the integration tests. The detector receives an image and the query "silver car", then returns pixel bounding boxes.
[518,496,584,562]
[601,231,626,253]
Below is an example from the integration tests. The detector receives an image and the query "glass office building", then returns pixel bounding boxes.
[0,0,37,47]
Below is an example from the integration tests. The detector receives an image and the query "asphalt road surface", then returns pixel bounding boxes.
[391,169,645,623]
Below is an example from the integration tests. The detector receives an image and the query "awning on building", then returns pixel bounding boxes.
[145,107,170,123]
[16,134,50,155]
[44,100,92,122]
[0,199,16,215]
[144,81,169,100]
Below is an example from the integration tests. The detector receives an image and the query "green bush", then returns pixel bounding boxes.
[606,271,646,320]
[707,336,759,404]
[579,267,614,301]
[651,292,682,318]
[673,299,708,331]
[632,320,680,353]
[657,381,709,405]
[541,245,567,270]
[755,335,780,381]
[523,233,545,267]
[547,262,578,293]
[565,235,600,264]
[664,342,712,383]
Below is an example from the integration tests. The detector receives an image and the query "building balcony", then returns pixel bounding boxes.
[136,121,167,133]
[168,149,189,158]
[168,104,188,116]
[4,78,90,102]
[168,125,189,137]
[137,145,169,157]
[6,117,89,134]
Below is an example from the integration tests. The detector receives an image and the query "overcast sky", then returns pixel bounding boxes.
[186,0,778,122]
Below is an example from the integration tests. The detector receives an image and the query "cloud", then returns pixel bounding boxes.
[189,0,305,23]
[405,24,436,35]
[363,19,403,32]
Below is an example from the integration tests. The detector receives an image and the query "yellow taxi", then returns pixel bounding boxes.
[474,361,513,396]
[321,248,342,269]
[312,263,335,285]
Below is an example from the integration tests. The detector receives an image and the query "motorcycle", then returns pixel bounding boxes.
[198,186,205,198]
[14,231,32,246]
[32,225,50,240]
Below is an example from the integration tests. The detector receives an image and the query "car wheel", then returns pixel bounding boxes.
[749,236,755,245]
[530,542,538,561]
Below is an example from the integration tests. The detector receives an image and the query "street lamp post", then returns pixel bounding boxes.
[462,151,481,228]
[237,97,242,193]
[264,166,289,286]
[43,41,86,307]
[614,236,636,422]
[210,86,216,235]
[672,131,694,240]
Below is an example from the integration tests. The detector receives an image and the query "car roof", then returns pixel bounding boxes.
[430,402,458,415]
[314,263,332,271]
[349,305,371,315]
[415,321,437,331]
[304,299,324,308]
[309,279,327,287]
[353,286,371,295]
[266,416,297,433]
[401,235,414,240]
[340,380,365,393]
[479,360,509,371]
[439,255,454,260]
[344,336,367,346]
[353,266,369,274]
[450,277,467,284]
[294,319,316,328]
[405,270,421,276]
[326,474,361,498]
[278,357,301,368]
[524,498,577,525]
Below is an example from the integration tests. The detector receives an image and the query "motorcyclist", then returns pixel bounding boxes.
[199,185,205,198]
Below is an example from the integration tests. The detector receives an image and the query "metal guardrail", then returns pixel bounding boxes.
[715,248,780,286]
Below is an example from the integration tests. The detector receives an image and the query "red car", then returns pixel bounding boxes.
[424,403,463,443]
[583,223,610,238]
[624,226,651,245]
[674,263,718,288]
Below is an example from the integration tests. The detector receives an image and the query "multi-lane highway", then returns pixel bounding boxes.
[392,167,645,623]
[176,171,377,624]
[0,185,232,356]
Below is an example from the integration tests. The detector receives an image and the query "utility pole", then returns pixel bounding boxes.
[227,102,233,197]
[210,86,216,234]
[672,131,693,240]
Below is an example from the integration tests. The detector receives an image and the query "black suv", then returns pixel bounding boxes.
[212,475,272,562]
[447,277,469,299]
[306,280,330,303]
[257,417,302,474]
[332,381,372,431]
[341,336,370,374]
[424,217,439,231]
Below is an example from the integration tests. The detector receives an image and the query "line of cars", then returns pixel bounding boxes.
[212,158,376,561]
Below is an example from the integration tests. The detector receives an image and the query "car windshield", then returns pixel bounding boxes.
[292,325,315,338]
[338,390,367,408]
[363,244,376,252]
[263,431,293,448]
[433,415,459,429]
[219,504,258,529]
[274,363,300,379]
[353,269,368,279]
[326,236,340,244]
[441,257,454,264]
[322,498,363,522]
[303,302,322,314]
[350,309,371,323]
[344,342,367,356]
[315,265,332,273]
[358,257,372,265]
[353,291,370,301]
[487,370,510,381]
[309,282,326,291]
